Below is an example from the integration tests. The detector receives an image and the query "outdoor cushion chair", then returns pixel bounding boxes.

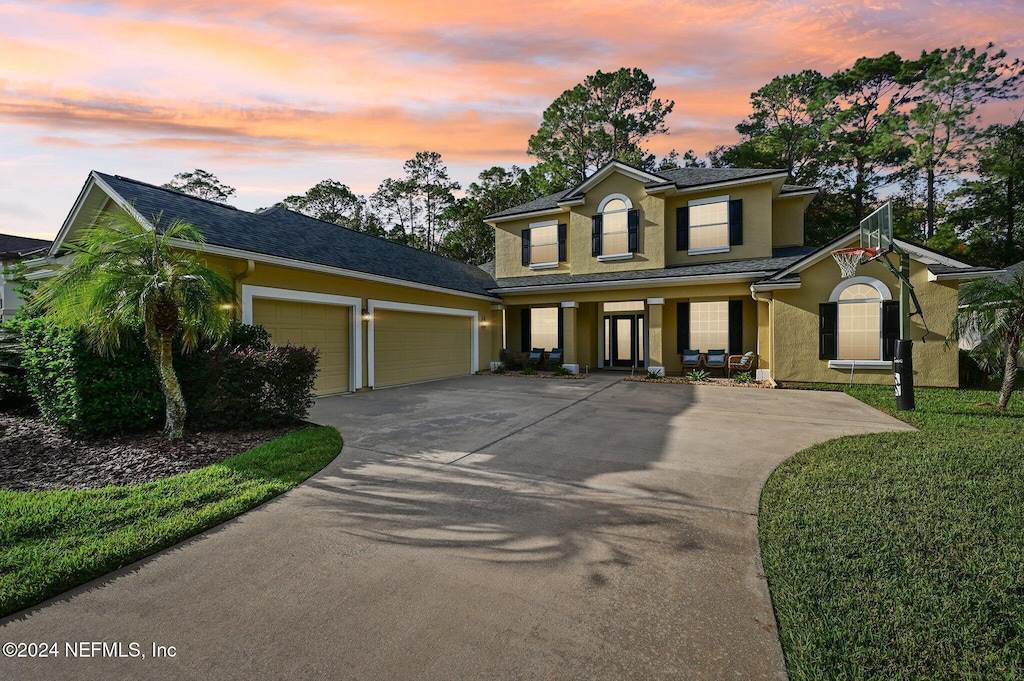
[728,351,757,377]
[527,347,545,367]
[545,348,564,368]
[500,348,523,370]
[704,349,727,375]
[680,348,703,375]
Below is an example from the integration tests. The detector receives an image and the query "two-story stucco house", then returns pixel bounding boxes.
[485,161,995,387]
[29,164,995,395]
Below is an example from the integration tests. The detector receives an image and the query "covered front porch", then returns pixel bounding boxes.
[495,287,767,378]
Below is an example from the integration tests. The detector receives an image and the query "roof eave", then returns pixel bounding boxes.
[490,270,768,294]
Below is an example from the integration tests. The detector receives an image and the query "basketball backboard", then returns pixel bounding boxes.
[860,202,893,258]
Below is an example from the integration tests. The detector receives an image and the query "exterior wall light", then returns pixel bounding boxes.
[362,306,371,322]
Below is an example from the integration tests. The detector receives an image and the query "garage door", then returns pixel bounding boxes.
[374,310,472,388]
[252,298,350,395]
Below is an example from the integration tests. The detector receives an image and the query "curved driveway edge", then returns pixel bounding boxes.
[1,375,913,680]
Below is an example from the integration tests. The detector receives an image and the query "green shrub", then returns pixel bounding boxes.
[0,319,32,412]
[21,319,318,435]
[686,369,711,382]
[554,365,574,376]
[733,371,754,384]
[522,366,538,376]
[491,363,507,374]
[645,368,662,380]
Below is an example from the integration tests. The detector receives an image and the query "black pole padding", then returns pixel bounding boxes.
[894,339,916,412]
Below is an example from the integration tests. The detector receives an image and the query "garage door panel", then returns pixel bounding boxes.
[252,298,350,395]
[374,310,472,388]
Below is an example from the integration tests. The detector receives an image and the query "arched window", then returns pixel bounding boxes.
[820,277,899,362]
[592,194,638,259]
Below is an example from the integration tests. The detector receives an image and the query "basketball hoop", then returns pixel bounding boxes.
[831,247,876,279]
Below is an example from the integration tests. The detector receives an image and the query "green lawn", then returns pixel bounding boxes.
[760,386,1024,680]
[0,426,342,618]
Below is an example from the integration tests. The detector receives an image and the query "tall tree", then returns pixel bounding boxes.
[371,152,460,252]
[713,70,834,183]
[32,211,234,440]
[528,68,674,189]
[281,179,360,228]
[163,169,236,204]
[826,53,913,222]
[901,44,1024,238]
[438,166,541,265]
[949,120,1024,266]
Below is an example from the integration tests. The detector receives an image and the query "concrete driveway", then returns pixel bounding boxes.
[1,374,913,680]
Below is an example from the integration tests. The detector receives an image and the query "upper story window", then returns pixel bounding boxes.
[592,194,639,261]
[819,277,899,362]
[676,197,743,255]
[522,220,566,270]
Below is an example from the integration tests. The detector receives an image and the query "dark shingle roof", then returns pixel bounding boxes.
[489,247,817,290]
[0,233,51,258]
[997,261,1023,283]
[94,173,498,298]
[928,264,999,277]
[486,165,795,220]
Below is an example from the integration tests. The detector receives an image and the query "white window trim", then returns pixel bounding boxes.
[597,193,633,212]
[528,219,560,269]
[829,276,892,302]
[367,299,479,388]
[241,284,363,392]
[687,194,731,255]
[597,253,634,262]
[828,360,893,370]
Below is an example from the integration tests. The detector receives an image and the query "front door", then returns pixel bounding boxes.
[605,314,645,367]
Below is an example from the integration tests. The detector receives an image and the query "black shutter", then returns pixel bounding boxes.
[676,206,689,251]
[521,308,531,352]
[557,223,567,262]
[729,199,743,246]
[882,301,901,361]
[728,300,744,355]
[521,229,531,266]
[591,215,603,256]
[627,209,639,253]
[819,303,838,360]
[557,308,564,349]
[677,302,690,353]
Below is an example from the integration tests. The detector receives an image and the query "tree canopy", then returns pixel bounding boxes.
[163,169,236,204]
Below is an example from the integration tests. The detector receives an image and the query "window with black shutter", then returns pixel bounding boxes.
[677,302,690,353]
[728,300,744,355]
[676,206,688,251]
[627,209,639,253]
[819,303,838,360]
[591,215,602,256]
[521,229,530,266]
[520,308,531,352]
[729,199,743,246]
[882,301,901,361]
[557,223,567,262]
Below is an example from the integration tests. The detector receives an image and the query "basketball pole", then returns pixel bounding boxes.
[895,250,916,411]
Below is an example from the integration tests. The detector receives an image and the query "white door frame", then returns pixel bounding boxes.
[367,299,479,388]
[242,284,363,392]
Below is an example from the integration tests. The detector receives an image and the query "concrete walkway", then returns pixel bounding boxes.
[1,375,914,680]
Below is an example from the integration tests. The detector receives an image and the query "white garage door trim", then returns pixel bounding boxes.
[241,284,363,391]
[368,299,479,388]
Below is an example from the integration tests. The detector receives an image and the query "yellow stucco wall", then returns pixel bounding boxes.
[200,253,498,388]
[771,195,808,248]
[664,183,775,267]
[493,210,572,279]
[771,253,959,387]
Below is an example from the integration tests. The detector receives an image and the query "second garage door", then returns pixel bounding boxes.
[374,310,472,388]
[252,298,350,395]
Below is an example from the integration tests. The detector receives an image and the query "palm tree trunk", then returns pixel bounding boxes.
[997,337,1019,411]
[147,331,187,440]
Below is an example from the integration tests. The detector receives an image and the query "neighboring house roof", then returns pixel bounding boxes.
[0,233,51,259]
[489,247,817,292]
[996,260,1023,284]
[485,162,802,221]
[70,173,499,299]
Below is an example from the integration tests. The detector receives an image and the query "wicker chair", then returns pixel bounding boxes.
[680,349,702,375]
[704,349,727,376]
[728,351,757,377]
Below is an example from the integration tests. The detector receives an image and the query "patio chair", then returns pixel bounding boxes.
[727,351,757,378]
[680,348,702,375]
[500,348,522,370]
[545,348,564,369]
[526,347,545,368]
[704,349,727,376]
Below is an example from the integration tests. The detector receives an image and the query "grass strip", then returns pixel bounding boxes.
[0,426,342,618]
[760,387,1024,680]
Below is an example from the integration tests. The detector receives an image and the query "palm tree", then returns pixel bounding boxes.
[33,209,235,439]
[950,267,1024,410]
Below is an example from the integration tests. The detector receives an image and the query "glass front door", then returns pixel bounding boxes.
[604,314,645,367]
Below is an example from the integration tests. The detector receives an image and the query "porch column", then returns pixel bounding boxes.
[646,298,665,377]
[561,301,579,374]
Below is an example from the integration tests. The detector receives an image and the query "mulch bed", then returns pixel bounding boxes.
[624,376,775,388]
[0,413,306,492]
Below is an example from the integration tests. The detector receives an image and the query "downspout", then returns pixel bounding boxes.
[750,287,776,387]
[232,259,256,322]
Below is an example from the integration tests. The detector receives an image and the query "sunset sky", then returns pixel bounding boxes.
[2,0,1022,241]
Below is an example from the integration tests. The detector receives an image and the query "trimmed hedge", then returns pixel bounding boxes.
[20,320,319,435]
